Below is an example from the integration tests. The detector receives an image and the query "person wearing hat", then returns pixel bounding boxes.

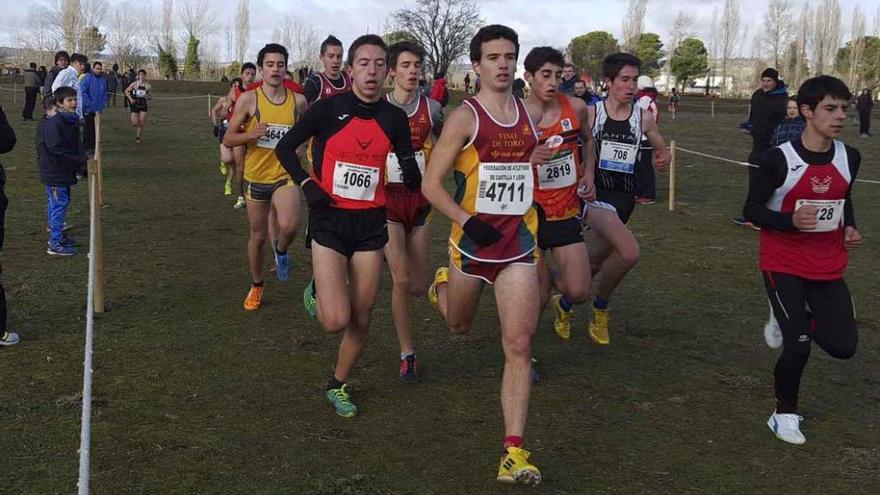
[635,75,659,204]
[733,67,789,227]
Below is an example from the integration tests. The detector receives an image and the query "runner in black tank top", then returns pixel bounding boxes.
[124,69,151,143]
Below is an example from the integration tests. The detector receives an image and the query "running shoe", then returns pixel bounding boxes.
[731,217,759,230]
[325,384,358,418]
[233,197,246,209]
[135,137,141,144]
[0,331,20,346]
[767,411,806,445]
[497,446,542,485]
[47,243,76,256]
[635,196,655,205]
[764,305,782,349]
[589,307,610,345]
[220,162,228,175]
[399,354,420,384]
[224,180,232,196]
[427,267,449,311]
[303,278,316,318]
[551,294,572,340]
[243,285,264,311]
[273,241,290,282]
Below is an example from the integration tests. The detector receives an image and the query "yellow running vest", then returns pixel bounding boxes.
[244,87,297,183]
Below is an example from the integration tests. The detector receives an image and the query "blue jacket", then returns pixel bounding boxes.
[37,112,87,187]
[80,72,107,114]
[771,116,805,146]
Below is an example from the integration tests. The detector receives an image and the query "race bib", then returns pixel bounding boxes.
[796,199,845,232]
[256,124,292,149]
[475,162,533,215]
[333,161,380,201]
[537,151,576,190]
[599,141,638,174]
[134,89,146,98]
[386,150,426,183]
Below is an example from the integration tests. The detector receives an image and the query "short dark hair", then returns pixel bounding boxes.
[257,44,288,67]
[603,52,641,81]
[29,62,36,69]
[346,34,388,67]
[320,35,343,56]
[564,62,575,69]
[137,69,146,75]
[797,75,852,112]
[92,61,102,68]
[112,63,119,71]
[231,77,244,91]
[241,62,256,73]
[574,80,586,87]
[53,86,77,104]
[70,53,88,65]
[469,24,519,62]
[54,51,70,64]
[524,46,565,74]
[389,41,425,68]
[42,95,55,111]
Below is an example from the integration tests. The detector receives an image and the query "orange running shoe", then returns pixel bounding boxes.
[243,285,264,311]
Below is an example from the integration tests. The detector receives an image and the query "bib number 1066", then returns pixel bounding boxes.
[342,169,372,189]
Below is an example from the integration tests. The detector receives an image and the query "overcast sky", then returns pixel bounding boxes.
[3,0,879,62]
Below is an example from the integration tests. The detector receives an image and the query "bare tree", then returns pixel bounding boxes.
[811,0,842,75]
[234,0,250,64]
[718,0,741,96]
[12,6,57,67]
[161,0,175,54]
[848,5,867,88]
[762,0,794,68]
[179,0,214,40]
[272,14,320,68]
[391,0,483,77]
[621,0,648,52]
[664,11,693,88]
[107,1,144,69]
[786,2,813,87]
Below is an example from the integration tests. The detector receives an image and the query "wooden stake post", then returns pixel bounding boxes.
[91,114,105,313]
[668,140,676,212]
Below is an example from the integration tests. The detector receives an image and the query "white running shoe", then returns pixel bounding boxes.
[767,412,806,445]
[764,303,782,349]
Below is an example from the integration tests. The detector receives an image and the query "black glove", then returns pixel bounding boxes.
[302,180,335,209]
[463,216,502,247]
[212,124,220,137]
[400,156,422,192]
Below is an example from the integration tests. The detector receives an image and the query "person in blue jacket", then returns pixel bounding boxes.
[80,61,107,155]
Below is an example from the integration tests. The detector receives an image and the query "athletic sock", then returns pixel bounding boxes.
[326,376,345,391]
[400,351,415,361]
[503,436,523,450]
[593,297,609,310]
[275,246,286,256]
[559,295,572,312]
[252,281,264,288]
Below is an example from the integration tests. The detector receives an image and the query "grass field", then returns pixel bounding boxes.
[0,88,878,494]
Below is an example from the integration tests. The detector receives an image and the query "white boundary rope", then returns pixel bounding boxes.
[77,172,98,495]
[676,146,880,185]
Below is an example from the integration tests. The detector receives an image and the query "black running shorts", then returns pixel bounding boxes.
[596,188,636,224]
[307,207,388,258]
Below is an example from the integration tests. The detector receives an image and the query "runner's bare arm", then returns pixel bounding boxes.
[210,98,226,124]
[124,83,134,103]
[524,104,552,165]
[422,105,475,227]
[581,105,597,197]
[570,96,596,200]
[275,98,324,184]
[223,91,262,148]
[641,108,668,172]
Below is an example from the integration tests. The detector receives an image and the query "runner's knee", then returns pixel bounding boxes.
[618,242,640,269]
[502,331,533,360]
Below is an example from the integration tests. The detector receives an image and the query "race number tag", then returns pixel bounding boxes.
[475,162,533,215]
[537,151,577,190]
[134,89,146,98]
[385,150,426,183]
[796,199,845,232]
[333,161,380,201]
[599,141,638,174]
[256,124,292,149]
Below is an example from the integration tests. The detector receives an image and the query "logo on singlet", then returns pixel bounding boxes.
[356,136,373,150]
[790,164,804,172]
[561,118,573,131]
[811,176,832,194]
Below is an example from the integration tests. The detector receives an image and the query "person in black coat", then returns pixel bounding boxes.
[0,105,17,346]
[855,88,873,137]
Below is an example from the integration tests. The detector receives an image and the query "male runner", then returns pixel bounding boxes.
[424,25,548,485]
[583,53,668,345]
[209,78,242,196]
[303,35,351,104]
[124,69,151,143]
[383,41,444,383]
[522,46,593,339]
[226,63,257,208]
[275,35,421,418]
[224,44,307,311]
[743,75,862,445]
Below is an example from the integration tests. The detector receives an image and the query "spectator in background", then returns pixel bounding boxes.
[80,61,107,155]
[121,69,131,108]
[771,97,805,146]
[668,87,680,119]
[574,79,600,106]
[43,51,69,98]
[22,62,41,121]
[635,75,660,205]
[464,72,471,94]
[559,63,577,95]
[105,63,119,107]
[856,88,873,137]
[430,71,449,107]
[733,67,788,227]
[37,65,47,84]
[52,53,88,118]
[0,104,17,345]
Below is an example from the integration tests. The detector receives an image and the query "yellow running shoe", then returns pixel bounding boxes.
[427,267,448,311]
[224,179,233,196]
[220,162,228,175]
[551,294,571,340]
[243,285,264,311]
[497,446,541,485]
[589,307,610,345]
